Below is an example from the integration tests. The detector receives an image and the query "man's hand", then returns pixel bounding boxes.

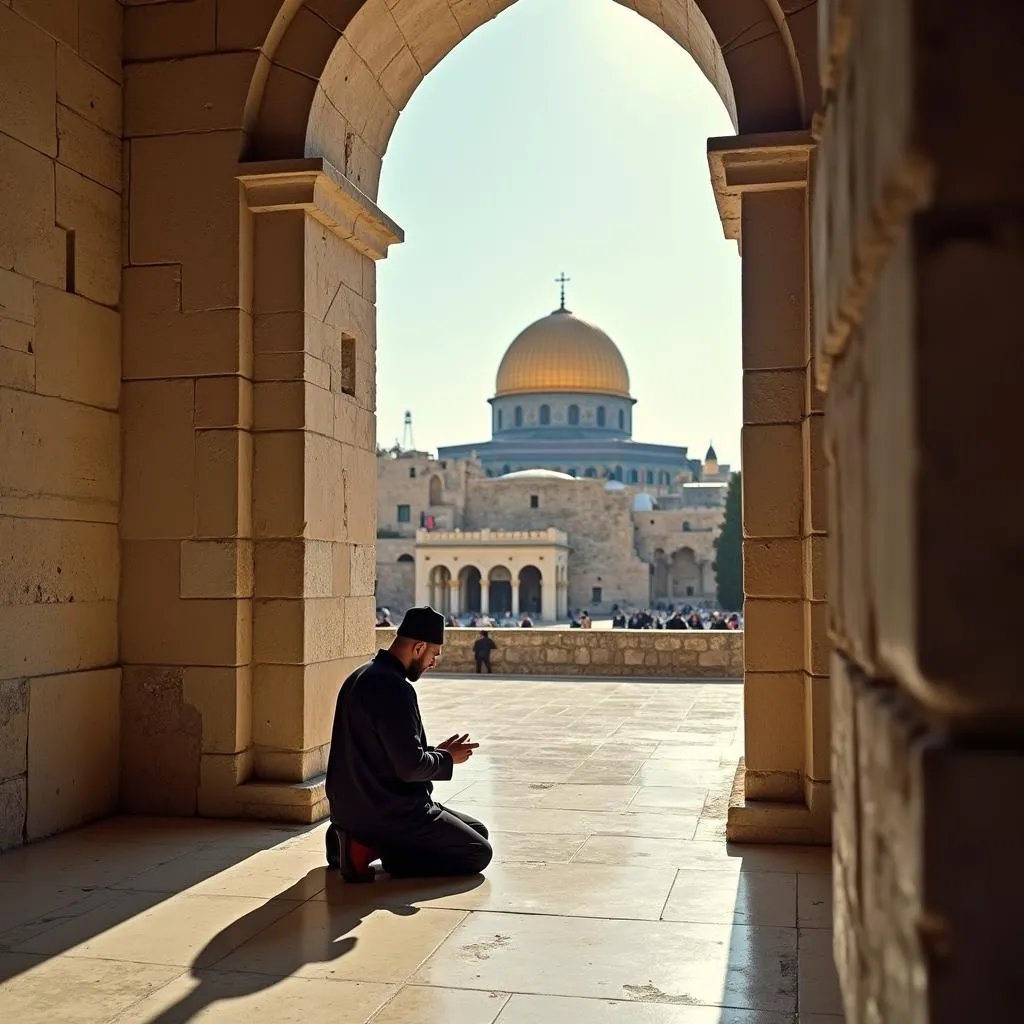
[437,733,479,765]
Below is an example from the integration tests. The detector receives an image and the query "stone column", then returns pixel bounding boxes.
[448,579,461,617]
[480,583,489,617]
[209,159,400,821]
[511,581,520,617]
[541,571,558,623]
[709,133,830,844]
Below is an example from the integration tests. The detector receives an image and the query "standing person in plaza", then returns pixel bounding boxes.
[325,607,492,882]
[580,610,593,629]
[473,630,497,672]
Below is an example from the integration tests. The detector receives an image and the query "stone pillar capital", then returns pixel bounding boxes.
[237,157,404,261]
[707,131,814,247]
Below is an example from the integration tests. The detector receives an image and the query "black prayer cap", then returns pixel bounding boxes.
[397,606,445,645]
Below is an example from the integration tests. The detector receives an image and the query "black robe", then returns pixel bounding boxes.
[326,649,453,833]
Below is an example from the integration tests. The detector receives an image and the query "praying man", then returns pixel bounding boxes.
[325,606,492,882]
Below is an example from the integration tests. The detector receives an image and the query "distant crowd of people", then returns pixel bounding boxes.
[610,604,741,630]
[376,608,535,629]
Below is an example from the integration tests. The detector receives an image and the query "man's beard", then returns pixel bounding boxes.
[407,657,428,682]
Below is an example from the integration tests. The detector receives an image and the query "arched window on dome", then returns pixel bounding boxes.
[496,409,503,430]
[597,406,606,428]
[568,467,577,477]
[568,404,579,426]
[618,409,625,431]
[613,466,623,481]
[646,469,655,485]
[502,464,511,475]
[539,404,550,426]
[514,406,523,428]
[584,467,597,478]
[628,469,638,484]
[659,471,670,486]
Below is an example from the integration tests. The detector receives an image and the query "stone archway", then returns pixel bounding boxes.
[428,565,452,614]
[670,547,701,599]
[458,565,482,614]
[119,0,829,843]
[488,566,513,618]
[518,565,542,618]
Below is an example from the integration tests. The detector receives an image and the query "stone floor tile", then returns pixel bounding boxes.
[448,803,699,840]
[798,929,843,1016]
[317,862,678,921]
[370,985,510,1023]
[627,786,710,812]
[497,993,796,1023]
[115,848,329,900]
[214,900,468,983]
[0,882,113,937]
[456,781,641,811]
[0,952,183,1023]
[110,970,396,1023]
[661,869,797,927]
[12,890,301,967]
[413,911,797,1013]
[798,873,834,929]
[573,835,832,874]
[484,830,588,863]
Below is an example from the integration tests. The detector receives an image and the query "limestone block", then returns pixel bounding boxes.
[78,0,122,82]
[0,135,66,289]
[0,518,118,608]
[255,539,333,599]
[741,190,806,370]
[344,594,376,658]
[698,650,728,668]
[0,6,58,156]
[307,227,366,324]
[0,387,119,511]
[125,0,217,61]
[275,5,341,79]
[743,369,803,425]
[254,743,332,784]
[805,600,830,677]
[743,599,803,672]
[379,45,421,111]
[252,212,306,317]
[348,543,376,598]
[305,432,347,541]
[119,665,202,816]
[342,442,376,543]
[392,0,462,74]
[804,534,827,602]
[0,600,117,681]
[182,665,251,755]
[741,423,802,538]
[129,131,245,312]
[195,375,253,430]
[743,671,804,775]
[195,429,254,539]
[804,673,831,782]
[744,538,803,598]
[26,668,120,839]
[121,540,252,666]
[0,267,36,330]
[55,164,120,306]
[34,285,119,410]
[180,539,254,599]
[121,379,195,539]
[0,777,27,851]
[346,132,383,196]
[123,262,181,318]
[253,431,306,538]
[802,414,828,536]
[253,596,347,665]
[56,45,122,135]
[345,0,404,78]
[0,348,35,391]
[254,380,334,437]
[124,308,251,381]
[56,103,121,193]
[0,678,29,781]
[125,52,258,137]
[12,0,77,47]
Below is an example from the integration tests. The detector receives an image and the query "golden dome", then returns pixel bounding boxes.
[495,309,631,398]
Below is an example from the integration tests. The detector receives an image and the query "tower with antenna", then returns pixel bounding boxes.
[402,410,415,451]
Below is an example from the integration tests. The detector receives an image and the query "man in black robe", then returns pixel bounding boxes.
[324,606,491,883]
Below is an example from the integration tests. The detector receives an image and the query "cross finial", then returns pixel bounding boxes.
[555,272,570,311]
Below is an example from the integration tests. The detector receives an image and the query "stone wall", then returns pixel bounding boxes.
[375,627,743,678]
[0,2,124,850]
[375,538,415,614]
[464,477,651,614]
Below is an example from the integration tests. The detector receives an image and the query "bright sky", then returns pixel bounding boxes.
[375,0,740,466]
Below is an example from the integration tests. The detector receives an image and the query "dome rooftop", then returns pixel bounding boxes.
[495,307,631,399]
[499,468,577,481]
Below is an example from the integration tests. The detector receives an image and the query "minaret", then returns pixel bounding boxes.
[703,442,719,479]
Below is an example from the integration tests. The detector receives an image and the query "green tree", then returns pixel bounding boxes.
[713,471,743,611]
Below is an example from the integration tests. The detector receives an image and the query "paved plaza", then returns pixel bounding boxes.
[0,678,842,1022]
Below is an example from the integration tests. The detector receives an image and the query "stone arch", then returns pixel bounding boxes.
[458,564,482,613]
[429,474,443,505]
[597,406,607,428]
[652,547,670,600]
[568,404,580,426]
[518,564,542,617]
[243,0,816,177]
[539,403,551,426]
[671,546,701,598]
[397,553,414,563]
[488,565,513,617]
[428,564,452,613]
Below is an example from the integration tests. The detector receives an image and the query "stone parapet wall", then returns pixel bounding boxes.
[375,627,742,678]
